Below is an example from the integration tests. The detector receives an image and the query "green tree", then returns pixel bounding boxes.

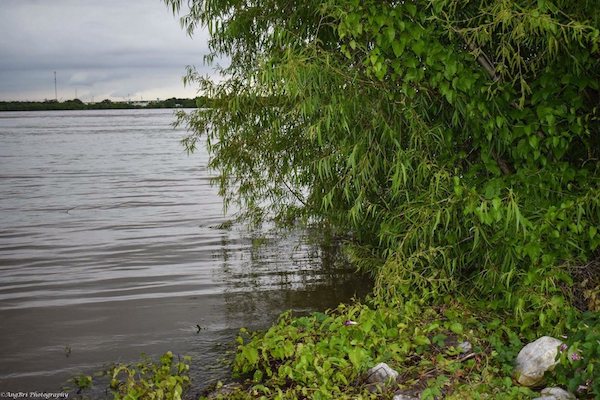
[166,0,599,323]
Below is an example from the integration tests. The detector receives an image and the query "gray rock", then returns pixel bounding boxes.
[393,394,419,400]
[514,336,563,387]
[366,362,399,384]
[533,387,576,400]
[458,341,472,353]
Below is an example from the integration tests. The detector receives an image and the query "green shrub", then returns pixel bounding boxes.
[165,0,600,321]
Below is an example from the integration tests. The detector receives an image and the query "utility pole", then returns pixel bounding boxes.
[54,71,57,101]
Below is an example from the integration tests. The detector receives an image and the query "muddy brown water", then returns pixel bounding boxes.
[0,109,369,393]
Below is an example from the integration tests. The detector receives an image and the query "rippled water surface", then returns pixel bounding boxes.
[0,109,368,393]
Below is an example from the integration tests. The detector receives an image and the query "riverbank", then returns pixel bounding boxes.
[200,296,598,399]
[72,294,598,400]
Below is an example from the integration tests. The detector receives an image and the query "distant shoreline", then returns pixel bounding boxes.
[0,97,204,112]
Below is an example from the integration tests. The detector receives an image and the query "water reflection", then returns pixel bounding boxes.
[188,224,371,390]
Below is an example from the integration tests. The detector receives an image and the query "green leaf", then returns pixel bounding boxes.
[253,369,263,382]
[445,59,458,78]
[414,335,431,346]
[405,3,417,17]
[392,39,406,57]
[528,135,540,149]
[348,347,367,369]
[449,322,464,335]
[384,27,396,43]
[242,347,259,366]
[412,40,425,56]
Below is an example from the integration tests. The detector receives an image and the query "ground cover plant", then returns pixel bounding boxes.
[152,0,600,398]
[68,352,191,400]
[222,299,539,399]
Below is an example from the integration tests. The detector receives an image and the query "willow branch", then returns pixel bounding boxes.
[459,33,500,82]
[282,178,307,207]
[470,45,500,81]
[459,33,513,175]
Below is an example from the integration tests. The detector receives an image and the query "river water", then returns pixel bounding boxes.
[0,109,367,393]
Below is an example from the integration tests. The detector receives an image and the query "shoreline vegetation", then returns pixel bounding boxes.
[0,97,218,112]
[67,0,599,398]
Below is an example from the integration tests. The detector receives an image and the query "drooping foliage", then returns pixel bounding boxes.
[165,0,600,323]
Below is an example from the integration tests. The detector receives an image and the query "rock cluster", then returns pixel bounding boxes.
[363,336,579,399]
[514,337,578,400]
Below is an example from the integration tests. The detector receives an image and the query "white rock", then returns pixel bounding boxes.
[458,341,472,353]
[393,395,419,400]
[514,336,563,387]
[366,362,398,384]
[536,387,576,400]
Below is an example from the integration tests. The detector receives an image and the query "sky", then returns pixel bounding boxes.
[0,0,214,102]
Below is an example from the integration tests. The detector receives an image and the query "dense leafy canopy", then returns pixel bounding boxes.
[165,0,599,324]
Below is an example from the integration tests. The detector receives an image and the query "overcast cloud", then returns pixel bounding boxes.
[0,0,213,101]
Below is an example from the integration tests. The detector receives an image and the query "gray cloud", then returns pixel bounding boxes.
[0,0,215,101]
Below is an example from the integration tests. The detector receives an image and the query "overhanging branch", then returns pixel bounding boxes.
[459,33,513,175]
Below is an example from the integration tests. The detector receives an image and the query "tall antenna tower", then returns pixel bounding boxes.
[54,71,57,101]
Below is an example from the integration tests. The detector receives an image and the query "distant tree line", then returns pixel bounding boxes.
[146,97,198,108]
[0,97,203,111]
